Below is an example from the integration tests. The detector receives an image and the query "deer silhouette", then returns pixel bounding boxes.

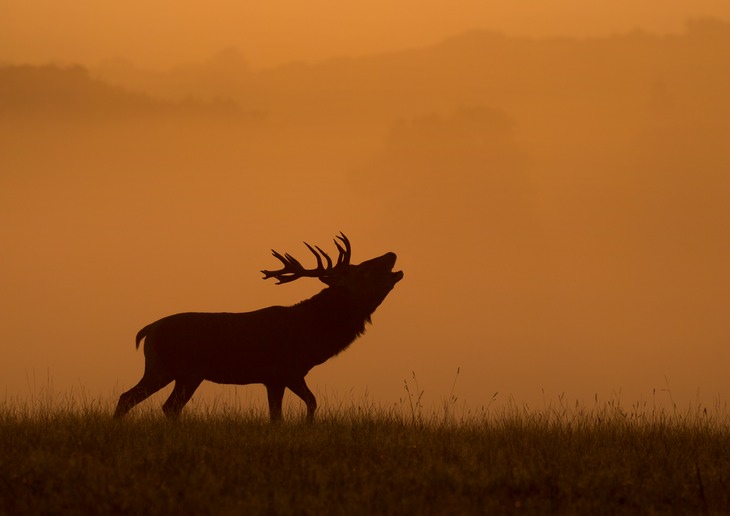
[114,233,403,422]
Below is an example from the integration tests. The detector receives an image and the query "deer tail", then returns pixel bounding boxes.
[135,323,154,349]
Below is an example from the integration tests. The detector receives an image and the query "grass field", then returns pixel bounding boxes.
[1,394,729,515]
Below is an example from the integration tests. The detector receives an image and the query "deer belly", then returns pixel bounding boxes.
[201,351,304,385]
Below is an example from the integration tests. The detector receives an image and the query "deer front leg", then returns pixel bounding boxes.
[266,383,285,422]
[287,377,317,423]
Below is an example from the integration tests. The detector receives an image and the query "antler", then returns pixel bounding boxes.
[262,232,351,284]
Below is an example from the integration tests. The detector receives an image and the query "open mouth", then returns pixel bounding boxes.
[386,253,404,282]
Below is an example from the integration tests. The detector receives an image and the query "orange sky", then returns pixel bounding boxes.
[2,3,730,417]
[2,1,730,67]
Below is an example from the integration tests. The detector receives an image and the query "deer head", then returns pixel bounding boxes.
[262,232,403,314]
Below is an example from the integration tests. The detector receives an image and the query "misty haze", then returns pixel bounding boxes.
[2,19,729,413]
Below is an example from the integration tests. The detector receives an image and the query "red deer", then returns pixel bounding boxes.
[114,233,403,422]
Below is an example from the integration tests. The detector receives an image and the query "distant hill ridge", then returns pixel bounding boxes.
[89,18,730,126]
[3,18,729,124]
[0,64,243,118]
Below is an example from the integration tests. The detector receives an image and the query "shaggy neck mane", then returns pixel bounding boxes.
[290,286,373,361]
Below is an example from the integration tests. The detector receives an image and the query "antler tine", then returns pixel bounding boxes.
[334,232,351,266]
[283,253,303,268]
[273,274,303,284]
[261,250,288,277]
[304,242,324,271]
[269,250,286,264]
[261,249,303,284]
[315,246,333,269]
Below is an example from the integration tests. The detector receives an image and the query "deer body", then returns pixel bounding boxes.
[114,236,402,422]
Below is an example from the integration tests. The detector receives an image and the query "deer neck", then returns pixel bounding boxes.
[293,287,371,354]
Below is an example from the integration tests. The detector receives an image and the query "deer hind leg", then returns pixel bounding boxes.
[287,377,317,423]
[162,377,203,418]
[266,383,286,423]
[114,371,173,418]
